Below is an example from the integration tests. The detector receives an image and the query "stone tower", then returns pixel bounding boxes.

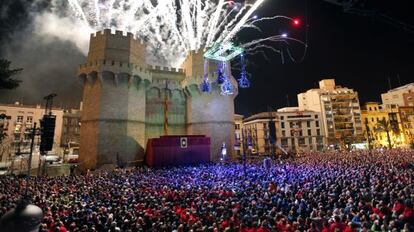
[181,51,237,162]
[78,30,236,170]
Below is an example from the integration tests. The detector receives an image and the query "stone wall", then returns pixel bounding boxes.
[186,84,236,161]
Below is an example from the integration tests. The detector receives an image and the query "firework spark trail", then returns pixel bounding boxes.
[196,0,204,49]
[221,0,266,43]
[215,3,251,44]
[45,0,304,67]
[242,35,307,51]
[121,0,143,31]
[129,3,160,34]
[206,0,225,47]
[212,5,242,45]
[68,0,88,23]
[94,0,101,27]
[181,0,197,50]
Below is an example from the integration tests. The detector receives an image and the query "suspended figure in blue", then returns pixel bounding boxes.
[200,59,211,93]
[217,62,234,95]
[238,54,250,88]
[216,62,226,85]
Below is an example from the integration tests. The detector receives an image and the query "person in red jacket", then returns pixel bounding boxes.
[58,221,67,232]
[329,216,346,232]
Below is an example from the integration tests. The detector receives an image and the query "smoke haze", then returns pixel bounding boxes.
[0,0,86,108]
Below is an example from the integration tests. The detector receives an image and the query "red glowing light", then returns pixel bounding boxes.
[293,18,301,26]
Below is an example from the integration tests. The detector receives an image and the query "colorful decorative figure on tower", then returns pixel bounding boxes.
[238,54,250,88]
[200,60,211,93]
[200,75,211,93]
[220,77,234,96]
[216,62,226,85]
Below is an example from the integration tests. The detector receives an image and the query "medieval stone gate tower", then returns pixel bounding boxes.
[77,29,236,170]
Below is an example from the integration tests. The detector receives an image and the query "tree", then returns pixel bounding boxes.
[374,119,399,149]
[0,59,22,89]
[0,113,8,143]
[0,136,12,163]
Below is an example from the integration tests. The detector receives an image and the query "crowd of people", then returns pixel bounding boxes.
[0,149,413,231]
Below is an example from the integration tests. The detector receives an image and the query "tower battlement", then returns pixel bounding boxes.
[90,29,144,44]
[88,29,147,65]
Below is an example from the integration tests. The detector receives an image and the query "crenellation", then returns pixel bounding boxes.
[103,29,111,35]
[90,29,144,46]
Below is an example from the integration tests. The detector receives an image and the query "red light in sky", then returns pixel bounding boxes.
[293,18,301,26]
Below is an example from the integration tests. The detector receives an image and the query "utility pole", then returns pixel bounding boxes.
[25,123,36,196]
[267,106,277,159]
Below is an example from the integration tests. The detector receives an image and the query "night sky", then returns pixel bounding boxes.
[235,0,414,116]
[0,0,413,116]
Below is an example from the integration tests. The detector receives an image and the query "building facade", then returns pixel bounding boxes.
[0,102,64,162]
[241,108,326,155]
[78,29,237,169]
[242,112,278,155]
[277,107,325,152]
[298,79,363,146]
[381,83,414,107]
[234,114,243,156]
[361,102,409,148]
[61,108,81,148]
[398,106,414,147]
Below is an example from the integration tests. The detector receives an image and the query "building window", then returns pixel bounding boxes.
[282,130,286,137]
[281,122,285,129]
[315,115,318,119]
[308,129,312,136]
[17,116,23,123]
[299,138,305,145]
[315,121,319,127]
[26,116,33,124]
[280,116,284,120]
[317,129,321,136]
[281,138,288,146]
[308,137,312,144]
[316,137,323,144]
[307,121,311,127]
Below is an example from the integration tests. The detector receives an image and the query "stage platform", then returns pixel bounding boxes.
[145,135,211,167]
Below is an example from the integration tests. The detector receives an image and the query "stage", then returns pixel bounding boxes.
[145,135,211,167]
